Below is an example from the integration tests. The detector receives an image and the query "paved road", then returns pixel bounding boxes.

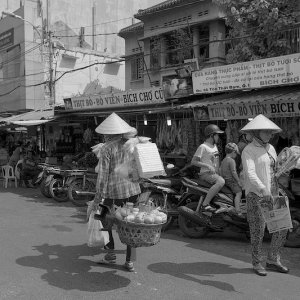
[0,186,300,300]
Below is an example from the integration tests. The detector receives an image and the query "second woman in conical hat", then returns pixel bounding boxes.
[241,114,289,276]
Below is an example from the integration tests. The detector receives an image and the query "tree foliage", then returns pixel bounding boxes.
[213,0,298,63]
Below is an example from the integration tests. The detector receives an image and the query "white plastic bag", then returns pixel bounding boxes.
[87,210,109,247]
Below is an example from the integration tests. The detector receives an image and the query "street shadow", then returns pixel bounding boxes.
[148,261,251,292]
[0,186,74,208]
[16,243,130,292]
[0,186,88,223]
[41,225,73,232]
[160,230,300,277]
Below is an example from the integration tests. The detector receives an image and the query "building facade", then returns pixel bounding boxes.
[0,2,45,112]
[119,0,226,93]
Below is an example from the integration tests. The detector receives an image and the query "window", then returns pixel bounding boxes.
[197,25,209,61]
[165,28,193,66]
[150,36,161,69]
[131,55,143,81]
[0,45,21,81]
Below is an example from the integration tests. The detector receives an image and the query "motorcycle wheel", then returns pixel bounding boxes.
[40,178,51,198]
[178,202,209,238]
[149,193,174,231]
[68,178,95,207]
[49,178,69,202]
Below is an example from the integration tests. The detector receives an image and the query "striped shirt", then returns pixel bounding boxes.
[95,136,140,200]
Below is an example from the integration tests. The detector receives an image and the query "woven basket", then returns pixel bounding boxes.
[115,218,164,248]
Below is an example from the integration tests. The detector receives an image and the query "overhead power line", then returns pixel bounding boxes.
[0,80,48,97]
[0,71,48,81]
[0,43,42,67]
[53,32,119,38]
[53,17,133,33]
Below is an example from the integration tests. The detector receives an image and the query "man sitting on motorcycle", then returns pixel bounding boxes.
[191,124,225,212]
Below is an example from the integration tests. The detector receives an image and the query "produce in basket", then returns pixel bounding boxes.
[114,205,167,225]
[114,203,167,248]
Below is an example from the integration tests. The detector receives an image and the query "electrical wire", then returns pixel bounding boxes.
[52,17,133,33]
[0,44,42,67]
[52,20,300,39]
[0,71,48,81]
[0,80,48,97]
[54,59,125,83]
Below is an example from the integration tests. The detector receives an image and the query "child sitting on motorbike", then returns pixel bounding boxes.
[191,124,225,212]
[220,143,243,216]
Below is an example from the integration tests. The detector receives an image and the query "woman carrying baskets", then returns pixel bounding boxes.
[92,113,140,272]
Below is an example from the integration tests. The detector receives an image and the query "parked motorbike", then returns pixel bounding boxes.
[48,168,88,202]
[67,170,97,206]
[177,177,288,239]
[36,163,59,198]
[140,165,198,230]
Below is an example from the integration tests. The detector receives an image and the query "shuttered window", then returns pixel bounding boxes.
[131,55,143,81]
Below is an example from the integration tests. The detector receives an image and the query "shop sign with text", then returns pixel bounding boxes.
[193,53,300,94]
[64,87,165,110]
[208,96,300,120]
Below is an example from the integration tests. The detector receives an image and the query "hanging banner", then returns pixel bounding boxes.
[193,53,300,94]
[208,94,300,120]
[64,87,165,110]
[162,75,193,99]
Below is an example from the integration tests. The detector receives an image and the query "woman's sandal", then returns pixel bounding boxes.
[202,205,216,212]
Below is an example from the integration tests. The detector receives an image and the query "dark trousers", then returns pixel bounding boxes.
[22,168,40,183]
[103,195,139,261]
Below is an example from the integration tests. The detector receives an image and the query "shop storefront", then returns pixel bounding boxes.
[56,86,202,167]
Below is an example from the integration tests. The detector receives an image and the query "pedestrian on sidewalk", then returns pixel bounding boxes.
[92,113,140,272]
[241,114,289,276]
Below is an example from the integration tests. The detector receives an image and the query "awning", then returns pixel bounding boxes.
[178,86,300,109]
[10,120,51,126]
[1,109,55,126]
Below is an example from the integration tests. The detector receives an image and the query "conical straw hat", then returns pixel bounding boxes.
[95,112,133,134]
[240,114,282,133]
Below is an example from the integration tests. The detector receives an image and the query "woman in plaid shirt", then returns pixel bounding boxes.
[93,113,140,272]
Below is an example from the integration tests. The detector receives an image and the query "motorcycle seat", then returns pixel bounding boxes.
[187,178,234,196]
[149,178,182,188]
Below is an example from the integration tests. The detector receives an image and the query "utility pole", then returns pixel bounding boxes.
[92,2,96,50]
[46,0,54,106]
